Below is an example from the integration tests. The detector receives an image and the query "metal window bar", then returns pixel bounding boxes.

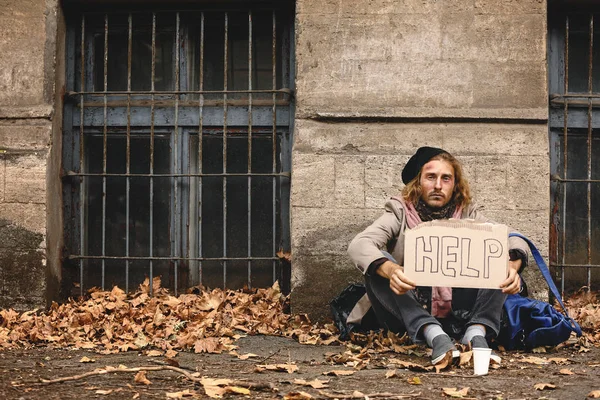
[102,14,108,290]
[79,15,86,294]
[149,12,156,295]
[223,12,229,288]
[198,11,204,288]
[549,10,600,296]
[272,10,277,284]
[66,7,292,296]
[126,13,132,293]
[587,15,594,292]
[247,10,253,288]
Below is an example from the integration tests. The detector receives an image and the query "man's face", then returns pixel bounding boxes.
[419,159,455,208]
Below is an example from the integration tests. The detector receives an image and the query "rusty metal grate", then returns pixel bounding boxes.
[62,5,294,296]
[549,5,600,294]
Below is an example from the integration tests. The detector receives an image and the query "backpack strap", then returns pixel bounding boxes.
[509,232,582,336]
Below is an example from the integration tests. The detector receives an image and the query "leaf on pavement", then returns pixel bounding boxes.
[407,376,422,385]
[79,356,95,363]
[200,378,231,398]
[134,370,152,385]
[293,378,329,389]
[322,370,355,376]
[145,350,163,357]
[194,338,223,354]
[534,383,556,390]
[200,377,232,386]
[434,353,453,373]
[165,349,178,358]
[385,369,397,378]
[255,363,298,374]
[520,356,549,365]
[588,390,600,398]
[442,387,469,398]
[166,389,197,398]
[548,357,570,365]
[458,351,472,366]
[226,386,251,395]
[559,368,574,375]
[283,391,313,400]
[237,353,259,360]
[388,358,434,372]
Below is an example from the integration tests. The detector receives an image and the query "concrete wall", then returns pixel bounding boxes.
[291,0,549,320]
[0,0,59,309]
[0,0,550,318]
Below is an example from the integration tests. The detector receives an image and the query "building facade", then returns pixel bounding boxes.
[0,0,596,321]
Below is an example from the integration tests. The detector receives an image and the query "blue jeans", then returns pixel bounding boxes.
[364,252,507,343]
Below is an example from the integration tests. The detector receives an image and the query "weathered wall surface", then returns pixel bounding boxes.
[292,0,549,320]
[0,0,58,309]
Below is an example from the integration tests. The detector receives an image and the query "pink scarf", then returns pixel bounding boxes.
[393,196,462,318]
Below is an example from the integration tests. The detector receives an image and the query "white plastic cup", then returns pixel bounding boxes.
[472,348,492,375]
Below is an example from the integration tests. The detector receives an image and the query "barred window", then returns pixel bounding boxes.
[549,2,600,293]
[62,4,294,295]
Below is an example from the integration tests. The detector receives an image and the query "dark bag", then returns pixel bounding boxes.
[497,233,583,349]
[330,283,379,340]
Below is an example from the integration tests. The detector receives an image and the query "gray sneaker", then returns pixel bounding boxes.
[431,335,460,365]
[470,335,489,349]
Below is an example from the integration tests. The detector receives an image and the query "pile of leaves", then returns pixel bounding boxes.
[0,277,338,354]
[0,277,599,355]
[564,290,600,345]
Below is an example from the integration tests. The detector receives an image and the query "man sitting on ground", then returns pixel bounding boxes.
[347,146,528,364]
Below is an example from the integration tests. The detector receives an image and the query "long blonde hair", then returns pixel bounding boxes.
[401,152,472,209]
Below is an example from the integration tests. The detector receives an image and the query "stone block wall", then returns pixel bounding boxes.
[0,0,58,310]
[291,0,549,321]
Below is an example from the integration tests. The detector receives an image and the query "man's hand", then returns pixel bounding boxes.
[376,260,416,295]
[500,259,522,294]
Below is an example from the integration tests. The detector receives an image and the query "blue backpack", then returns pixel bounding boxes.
[497,233,583,350]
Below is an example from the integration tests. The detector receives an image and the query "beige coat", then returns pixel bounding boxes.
[348,197,529,274]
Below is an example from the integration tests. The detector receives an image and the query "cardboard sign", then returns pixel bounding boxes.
[404,219,509,289]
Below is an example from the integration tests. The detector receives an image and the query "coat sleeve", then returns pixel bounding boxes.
[465,204,530,270]
[347,203,404,275]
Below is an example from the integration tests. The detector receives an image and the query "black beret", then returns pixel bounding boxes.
[401,146,448,184]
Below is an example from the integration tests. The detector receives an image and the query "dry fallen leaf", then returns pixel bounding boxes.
[146,350,163,357]
[166,389,197,398]
[79,356,95,363]
[442,387,470,398]
[165,349,178,358]
[407,376,422,385]
[293,378,329,389]
[458,351,472,366]
[256,364,299,374]
[588,390,600,398]
[520,356,549,365]
[548,357,570,365]
[323,370,355,376]
[283,391,313,400]
[385,369,397,378]
[134,370,152,385]
[559,368,574,375]
[534,383,557,390]
[238,353,259,360]
[434,352,453,373]
[226,386,251,395]
[95,389,113,395]
[388,358,434,372]
[276,249,292,262]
